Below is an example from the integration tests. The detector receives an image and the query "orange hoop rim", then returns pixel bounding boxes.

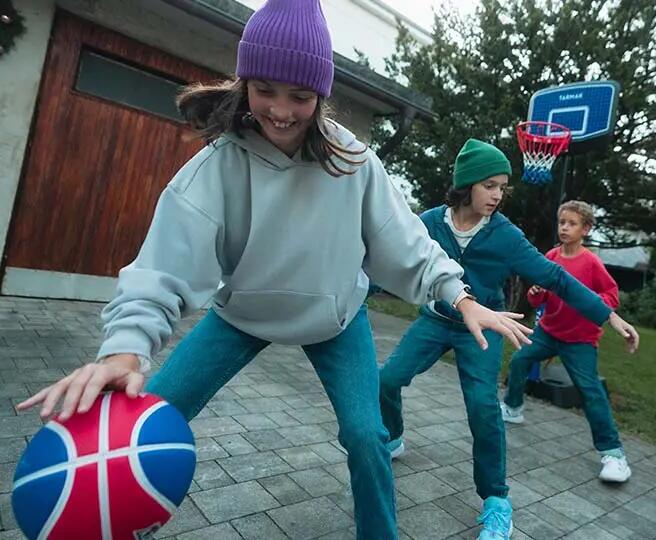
[516,121,572,156]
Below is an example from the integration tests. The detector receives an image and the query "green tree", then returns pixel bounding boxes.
[0,0,26,56]
[375,0,656,258]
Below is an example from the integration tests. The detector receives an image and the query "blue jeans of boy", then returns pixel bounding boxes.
[379,307,508,499]
[146,305,397,540]
[504,325,622,453]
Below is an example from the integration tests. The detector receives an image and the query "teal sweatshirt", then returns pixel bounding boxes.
[97,123,466,365]
[420,205,612,325]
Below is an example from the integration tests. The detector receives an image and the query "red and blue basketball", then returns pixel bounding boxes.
[12,391,196,540]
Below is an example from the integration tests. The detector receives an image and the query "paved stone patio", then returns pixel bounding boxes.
[0,296,654,539]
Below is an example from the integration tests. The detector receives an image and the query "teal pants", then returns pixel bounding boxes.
[379,307,508,499]
[147,305,397,540]
[504,325,622,453]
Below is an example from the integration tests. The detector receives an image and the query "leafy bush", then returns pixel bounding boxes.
[619,280,656,328]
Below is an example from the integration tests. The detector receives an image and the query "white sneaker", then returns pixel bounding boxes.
[500,402,525,424]
[388,438,405,459]
[599,455,631,482]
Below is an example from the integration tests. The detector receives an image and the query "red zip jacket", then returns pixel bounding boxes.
[528,247,619,347]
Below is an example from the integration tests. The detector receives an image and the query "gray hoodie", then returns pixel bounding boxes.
[97,122,465,366]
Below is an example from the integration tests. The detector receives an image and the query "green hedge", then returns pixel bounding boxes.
[619,280,656,328]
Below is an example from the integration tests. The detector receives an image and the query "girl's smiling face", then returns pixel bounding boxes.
[247,80,319,156]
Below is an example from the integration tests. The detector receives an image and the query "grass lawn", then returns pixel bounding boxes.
[367,294,656,444]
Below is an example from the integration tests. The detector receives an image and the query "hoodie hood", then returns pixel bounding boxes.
[223,120,362,171]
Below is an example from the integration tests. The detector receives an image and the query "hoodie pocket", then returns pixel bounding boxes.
[220,290,345,345]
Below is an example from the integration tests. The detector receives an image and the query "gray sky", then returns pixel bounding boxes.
[382,0,479,30]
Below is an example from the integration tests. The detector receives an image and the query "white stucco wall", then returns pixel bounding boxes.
[0,0,56,269]
[237,0,432,75]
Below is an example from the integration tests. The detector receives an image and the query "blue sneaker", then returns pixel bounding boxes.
[477,496,513,539]
[387,437,405,459]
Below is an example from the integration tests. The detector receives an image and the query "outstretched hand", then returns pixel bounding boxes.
[457,299,533,350]
[528,285,545,296]
[608,312,640,353]
[16,354,143,421]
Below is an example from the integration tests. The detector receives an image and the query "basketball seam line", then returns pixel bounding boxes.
[37,421,77,540]
[128,401,181,516]
[99,392,112,540]
[12,443,196,490]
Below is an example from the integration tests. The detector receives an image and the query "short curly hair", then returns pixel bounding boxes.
[558,200,595,228]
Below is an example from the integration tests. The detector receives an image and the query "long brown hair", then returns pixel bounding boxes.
[177,78,366,176]
[445,183,513,211]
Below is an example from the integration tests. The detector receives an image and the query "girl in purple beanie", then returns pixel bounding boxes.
[18,1,532,537]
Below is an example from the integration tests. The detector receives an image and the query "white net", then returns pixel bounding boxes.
[521,151,559,184]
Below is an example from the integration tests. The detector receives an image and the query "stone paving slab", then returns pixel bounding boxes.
[1,296,655,539]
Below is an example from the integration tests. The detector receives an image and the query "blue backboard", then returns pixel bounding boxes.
[527,81,620,152]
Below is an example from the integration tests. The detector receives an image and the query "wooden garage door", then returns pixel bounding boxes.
[4,11,218,281]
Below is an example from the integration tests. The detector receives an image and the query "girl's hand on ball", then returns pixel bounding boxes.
[16,354,143,421]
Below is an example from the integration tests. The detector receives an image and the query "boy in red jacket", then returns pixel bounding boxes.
[501,200,638,483]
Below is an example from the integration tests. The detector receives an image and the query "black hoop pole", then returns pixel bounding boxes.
[552,153,571,245]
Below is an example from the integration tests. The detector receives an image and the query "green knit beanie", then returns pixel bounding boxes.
[453,139,512,189]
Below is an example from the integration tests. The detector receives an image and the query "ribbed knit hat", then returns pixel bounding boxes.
[236,0,334,97]
[453,139,512,189]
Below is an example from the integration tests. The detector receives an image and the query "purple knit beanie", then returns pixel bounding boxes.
[236,0,334,97]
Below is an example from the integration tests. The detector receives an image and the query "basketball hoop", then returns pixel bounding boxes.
[516,121,572,185]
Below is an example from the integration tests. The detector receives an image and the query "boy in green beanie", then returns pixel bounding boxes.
[377,139,638,540]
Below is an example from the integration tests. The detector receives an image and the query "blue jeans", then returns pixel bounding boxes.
[379,308,508,499]
[504,325,622,453]
[147,305,397,540]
